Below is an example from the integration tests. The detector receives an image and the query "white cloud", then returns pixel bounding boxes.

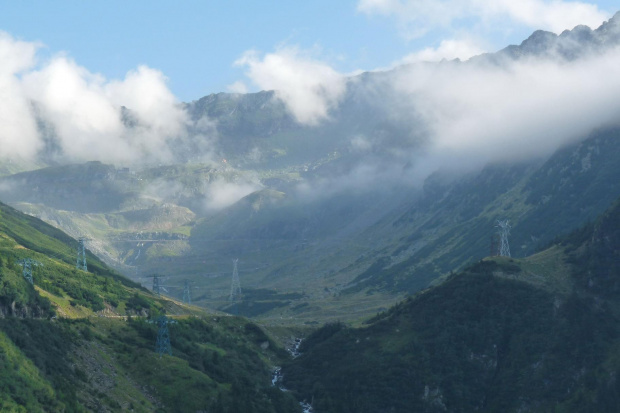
[295,25,620,198]
[227,80,248,94]
[21,57,128,162]
[21,58,189,164]
[358,0,471,39]
[107,66,187,137]
[391,45,620,174]
[204,179,262,211]
[398,38,486,63]
[234,47,347,125]
[350,135,374,152]
[0,32,208,166]
[0,32,42,160]
[481,0,610,33]
[358,0,610,38]
[0,32,38,75]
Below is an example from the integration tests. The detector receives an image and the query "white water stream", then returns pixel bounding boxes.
[271,338,313,412]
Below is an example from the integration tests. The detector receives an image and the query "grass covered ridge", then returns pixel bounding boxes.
[0,200,301,412]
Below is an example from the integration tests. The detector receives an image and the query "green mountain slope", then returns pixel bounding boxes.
[343,126,620,295]
[2,17,620,324]
[0,199,155,317]
[0,201,300,412]
[4,127,620,326]
[279,197,620,412]
[136,126,620,323]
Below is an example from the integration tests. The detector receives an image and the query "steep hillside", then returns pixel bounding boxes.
[135,126,620,323]
[346,126,620,295]
[0,200,136,287]
[0,162,131,213]
[280,198,620,412]
[2,15,620,324]
[4,127,620,325]
[0,162,249,270]
[0,201,301,412]
[563,197,620,297]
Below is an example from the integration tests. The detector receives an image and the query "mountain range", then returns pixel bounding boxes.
[0,199,302,411]
[281,196,620,412]
[1,15,620,323]
[1,12,620,412]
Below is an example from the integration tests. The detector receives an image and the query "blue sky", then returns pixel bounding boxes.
[0,0,618,102]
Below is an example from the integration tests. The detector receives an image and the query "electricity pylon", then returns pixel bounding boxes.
[152,275,161,296]
[18,259,42,285]
[142,275,174,297]
[76,237,88,271]
[155,315,172,357]
[496,220,511,257]
[230,259,241,302]
[490,233,500,256]
[182,280,191,305]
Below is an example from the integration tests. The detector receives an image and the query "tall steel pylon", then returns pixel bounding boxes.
[229,259,241,302]
[18,259,42,285]
[496,220,511,257]
[182,280,191,305]
[155,315,172,357]
[490,233,500,257]
[76,237,87,271]
[152,275,161,296]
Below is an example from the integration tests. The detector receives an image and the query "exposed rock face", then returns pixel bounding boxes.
[0,302,50,318]
[470,12,620,63]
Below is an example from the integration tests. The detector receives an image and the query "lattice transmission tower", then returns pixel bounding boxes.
[229,259,241,302]
[490,233,500,257]
[182,280,191,305]
[76,237,88,271]
[18,259,42,285]
[155,315,172,357]
[496,220,511,257]
[152,275,161,296]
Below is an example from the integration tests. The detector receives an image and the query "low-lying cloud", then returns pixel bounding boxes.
[204,178,263,212]
[234,47,347,125]
[0,31,208,165]
[286,18,620,197]
[396,46,620,173]
[397,38,486,64]
[4,12,620,210]
[0,32,41,160]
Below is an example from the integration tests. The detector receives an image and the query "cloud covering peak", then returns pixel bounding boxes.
[234,47,347,125]
[0,32,199,165]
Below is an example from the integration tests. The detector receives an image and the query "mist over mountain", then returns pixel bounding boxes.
[2,14,620,321]
[180,12,620,201]
[1,13,619,182]
[3,7,620,413]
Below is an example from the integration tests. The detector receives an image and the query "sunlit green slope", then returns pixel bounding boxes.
[0,200,300,412]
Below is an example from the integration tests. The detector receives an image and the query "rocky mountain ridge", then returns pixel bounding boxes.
[1,13,620,322]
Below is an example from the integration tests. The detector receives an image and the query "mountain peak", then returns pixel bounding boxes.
[481,11,620,63]
[519,29,558,53]
[595,10,620,39]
